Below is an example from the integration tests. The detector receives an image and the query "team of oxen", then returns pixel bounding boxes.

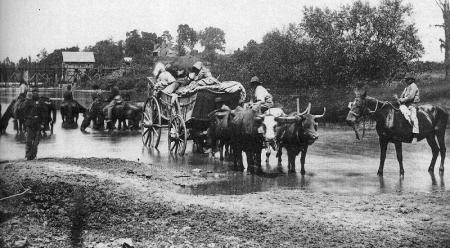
[0,88,448,176]
[208,102,325,175]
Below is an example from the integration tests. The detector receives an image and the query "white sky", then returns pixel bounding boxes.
[0,0,445,62]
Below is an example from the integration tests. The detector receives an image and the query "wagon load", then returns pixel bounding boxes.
[143,74,246,156]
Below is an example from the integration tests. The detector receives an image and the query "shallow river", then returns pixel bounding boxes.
[1,88,449,195]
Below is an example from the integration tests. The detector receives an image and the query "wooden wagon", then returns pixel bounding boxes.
[142,77,241,155]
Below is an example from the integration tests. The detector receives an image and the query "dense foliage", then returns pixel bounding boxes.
[219,0,424,88]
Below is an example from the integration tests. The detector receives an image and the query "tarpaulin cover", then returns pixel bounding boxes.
[190,90,241,122]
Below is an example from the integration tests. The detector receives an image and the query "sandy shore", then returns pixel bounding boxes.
[1,158,449,247]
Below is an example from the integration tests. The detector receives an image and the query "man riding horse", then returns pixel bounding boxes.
[346,79,448,176]
[396,73,420,139]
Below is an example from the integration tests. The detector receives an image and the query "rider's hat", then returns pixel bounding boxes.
[250,76,261,84]
[404,73,415,82]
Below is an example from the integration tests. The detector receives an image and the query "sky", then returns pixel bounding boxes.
[0,0,445,62]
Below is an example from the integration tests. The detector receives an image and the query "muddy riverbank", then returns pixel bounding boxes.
[1,158,449,247]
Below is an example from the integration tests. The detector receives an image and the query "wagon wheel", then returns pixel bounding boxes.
[142,96,162,148]
[168,114,187,156]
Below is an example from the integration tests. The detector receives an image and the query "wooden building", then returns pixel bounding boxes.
[62,52,95,83]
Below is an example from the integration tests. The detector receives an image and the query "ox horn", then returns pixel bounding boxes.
[299,102,311,115]
[313,107,326,119]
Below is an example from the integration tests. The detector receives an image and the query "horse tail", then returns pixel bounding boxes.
[434,106,449,132]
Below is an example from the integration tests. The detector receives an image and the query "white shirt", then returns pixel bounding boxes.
[254,85,270,102]
[18,84,28,94]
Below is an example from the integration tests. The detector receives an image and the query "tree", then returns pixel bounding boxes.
[198,27,226,63]
[85,39,123,66]
[161,30,173,44]
[199,27,226,53]
[436,0,450,80]
[125,29,143,57]
[176,24,198,56]
[301,0,423,84]
[36,49,48,62]
[39,46,79,67]
[141,31,158,56]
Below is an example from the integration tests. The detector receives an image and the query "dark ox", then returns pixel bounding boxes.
[60,101,87,128]
[208,108,233,161]
[230,106,266,173]
[275,103,325,174]
[346,90,448,176]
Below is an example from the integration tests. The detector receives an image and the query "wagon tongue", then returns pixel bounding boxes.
[352,125,361,140]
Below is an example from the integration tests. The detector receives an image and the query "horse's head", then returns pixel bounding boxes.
[346,89,368,126]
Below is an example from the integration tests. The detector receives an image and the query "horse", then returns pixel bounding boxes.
[346,89,448,176]
[0,97,57,136]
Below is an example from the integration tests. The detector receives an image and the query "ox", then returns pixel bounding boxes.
[261,108,286,163]
[230,106,266,173]
[208,107,233,161]
[275,103,325,174]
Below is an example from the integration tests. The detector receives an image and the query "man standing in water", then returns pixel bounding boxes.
[21,88,44,160]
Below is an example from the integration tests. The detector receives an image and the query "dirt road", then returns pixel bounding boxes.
[1,158,449,247]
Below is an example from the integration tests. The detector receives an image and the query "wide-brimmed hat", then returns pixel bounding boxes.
[192,61,203,71]
[250,76,261,84]
[404,73,415,82]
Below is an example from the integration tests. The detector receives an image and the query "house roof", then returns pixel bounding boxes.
[62,52,95,63]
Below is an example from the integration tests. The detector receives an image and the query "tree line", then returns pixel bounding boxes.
[1,0,445,88]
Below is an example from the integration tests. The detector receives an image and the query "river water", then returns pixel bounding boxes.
[1,88,448,195]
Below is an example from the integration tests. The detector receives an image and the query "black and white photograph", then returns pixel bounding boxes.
[0,0,449,247]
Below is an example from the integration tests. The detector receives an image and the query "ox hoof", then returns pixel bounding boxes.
[300,170,305,175]
[439,167,444,174]
[377,171,383,177]
[400,170,404,176]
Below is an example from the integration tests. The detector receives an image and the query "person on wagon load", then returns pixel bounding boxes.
[249,76,273,113]
[397,73,420,135]
[153,62,177,93]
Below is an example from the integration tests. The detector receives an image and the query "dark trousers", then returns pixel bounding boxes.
[25,126,40,160]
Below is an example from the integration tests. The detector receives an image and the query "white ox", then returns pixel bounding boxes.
[262,108,286,163]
